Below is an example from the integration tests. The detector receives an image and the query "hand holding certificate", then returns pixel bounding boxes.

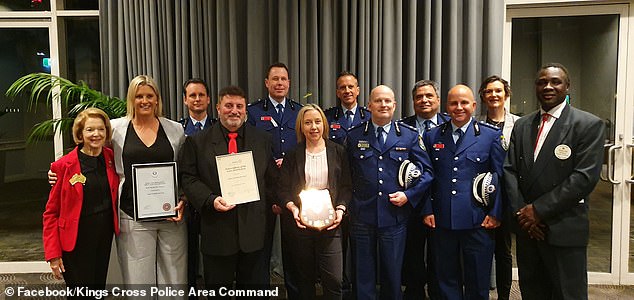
[215,151,260,205]
[132,162,178,221]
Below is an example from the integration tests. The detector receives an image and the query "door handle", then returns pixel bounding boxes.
[607,144,621,184]
[625,144,634,184]
[600,143,613,182]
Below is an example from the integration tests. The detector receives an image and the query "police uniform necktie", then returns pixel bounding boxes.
[345,110,354,128]
[194,121,202,132]
[534,113,551,153]
[455,128,464,146]
[423,119,432,132]
[377,126,385,149]
[228,132,238,154]
[276,103,284,122]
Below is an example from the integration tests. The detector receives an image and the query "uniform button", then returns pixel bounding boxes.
[379,180,383,184]
[379,156,383,160]
[281,139,285,143]
[282,152,286,156]
[451,190,456,195]
[360,155,364,159]
[378,167,383,172]
[452,178,457,183]
[332,135,336,139]
[281,127,284,131]
[476,157,481,162]
[378,192,383,196]
[453,167,458,171]
[399,157,402,161]
[435,157,439,161]
[454,156,459,161]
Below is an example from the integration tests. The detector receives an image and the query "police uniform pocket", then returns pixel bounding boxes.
[466,152,489,164]
[388,149,408,163]
[353,148,374,160]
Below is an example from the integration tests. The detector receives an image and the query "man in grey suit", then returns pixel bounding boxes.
[179,85,277,290]
[504,63,605,300]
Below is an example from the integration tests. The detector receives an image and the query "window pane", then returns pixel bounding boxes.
[0,27,52,261]
[62,0,97,10]
[0,0,51,11]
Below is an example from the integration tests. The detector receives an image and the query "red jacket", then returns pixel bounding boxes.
[42,146,119,261]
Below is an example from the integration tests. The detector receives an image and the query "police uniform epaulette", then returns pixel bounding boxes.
[398,122,417,132]
[397,115,415,123]
[247,99,265,107]
[347,122,365,132]
[178,117,187,125]
[478,121,501,131]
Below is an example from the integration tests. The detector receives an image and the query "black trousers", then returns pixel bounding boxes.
[292,228,343,299]
[516,234,588,300]
[186,205,201,299]
[62,209,113,294]
[493,221,513,300]
[202,249,268,296]
[280,212,301,299]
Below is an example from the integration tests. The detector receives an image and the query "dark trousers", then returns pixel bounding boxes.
[280,212,301,299]
[402,215,439,299]
[432,227,495,300]
[493,221,512,300]
[186,205,201,299]
[516,234,588,300]
[62,209,113,294]
[350,221,407,300]
[292,228,343,299]
[202,249,268,293]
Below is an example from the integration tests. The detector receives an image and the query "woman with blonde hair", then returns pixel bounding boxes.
[110,75,187,286]
[43,107,119,291]
[278,104,352,299]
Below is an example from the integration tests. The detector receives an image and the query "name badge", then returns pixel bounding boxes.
[554,144,572,160]
[331,124,341,129]
[260,116,272,121]
[433,143,445,150]
[395,147,408,151]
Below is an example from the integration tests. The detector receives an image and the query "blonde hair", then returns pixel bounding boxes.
[126,75,163,119]
[72,107,112,145]
[295,104,329,143]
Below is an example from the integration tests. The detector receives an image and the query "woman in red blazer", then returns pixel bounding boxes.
[42,107,119,289]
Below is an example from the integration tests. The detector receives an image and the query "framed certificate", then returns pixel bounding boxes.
[215,151,260,205]
[132,162,178,221]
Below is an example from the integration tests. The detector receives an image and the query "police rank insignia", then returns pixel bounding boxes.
[357,141,370,150]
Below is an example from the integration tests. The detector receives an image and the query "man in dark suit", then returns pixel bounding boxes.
[504,63,605,300]
[324,71,371,145]
[178,78,215,297]
[346,85,434,299]
[179,85,277,290]
[422,84,505,299]
[399,79,448,300]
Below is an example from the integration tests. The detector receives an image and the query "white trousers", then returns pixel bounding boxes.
[117,211,188,288]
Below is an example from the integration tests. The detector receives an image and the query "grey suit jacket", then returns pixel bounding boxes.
[179,122,276,256]
[503,104,605,247]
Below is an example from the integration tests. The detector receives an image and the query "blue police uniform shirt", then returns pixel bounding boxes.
[324,104,371,144]
[247,96,302,159]
[422,119,505,230]
[179,115,215,136]
[345,120,434,228]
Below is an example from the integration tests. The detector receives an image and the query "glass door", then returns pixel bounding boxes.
[503,3,634,284]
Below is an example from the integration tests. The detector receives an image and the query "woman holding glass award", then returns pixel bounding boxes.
[279,104,352,299]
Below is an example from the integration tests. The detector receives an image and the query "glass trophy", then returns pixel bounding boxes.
[298,189,335,230]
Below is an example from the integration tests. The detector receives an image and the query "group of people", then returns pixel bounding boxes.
[42,62,605,300]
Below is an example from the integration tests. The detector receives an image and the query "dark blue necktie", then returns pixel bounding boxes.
[377,126,385,149]
[423,120,432,132]
[455,128,464,146]
[276,103,284,121]
[194,122,202,132]
[345,110,354,128]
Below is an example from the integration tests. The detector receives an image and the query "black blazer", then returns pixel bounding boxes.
[179,122,277,256]
[504,104,605,247]
[278,139,352,218]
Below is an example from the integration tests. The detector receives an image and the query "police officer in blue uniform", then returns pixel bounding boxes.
[246,62,302,298]
[178,78,216,298]
[422,85,505,300]
[324,71,371,145]
[398,80,449,300]
[179,78,215,136]
[346,85,433,300]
